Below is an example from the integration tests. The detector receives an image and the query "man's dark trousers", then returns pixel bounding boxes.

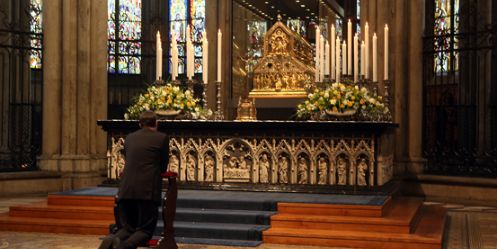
[114,199,159,249]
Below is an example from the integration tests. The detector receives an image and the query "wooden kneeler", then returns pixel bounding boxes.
[156,172,178,249]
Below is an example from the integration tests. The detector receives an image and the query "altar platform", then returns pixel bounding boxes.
[0,187,446,248]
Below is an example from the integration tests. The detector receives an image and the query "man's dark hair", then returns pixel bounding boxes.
[139,111,157,127]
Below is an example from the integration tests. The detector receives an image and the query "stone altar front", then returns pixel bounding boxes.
[98,120,397,193]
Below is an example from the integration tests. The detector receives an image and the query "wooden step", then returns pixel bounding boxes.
[263,204,446,249]
[276,196,392,217]
[9,201,114,220]
[47,194,114,207]
[0,213,112,235]
[270,198,422,234]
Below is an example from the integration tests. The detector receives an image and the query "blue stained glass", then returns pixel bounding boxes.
[170,0,187,42]
[169,0,205,75]
[190,0,205,42]
[194,45,202,57]
[108,0,142,74]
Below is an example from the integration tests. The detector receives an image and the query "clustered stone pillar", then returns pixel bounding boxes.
[361,0,426,176]
[40,0,108,190]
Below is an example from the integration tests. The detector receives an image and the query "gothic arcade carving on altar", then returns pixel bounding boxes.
[249,16,315,98]
[108,135,393,187]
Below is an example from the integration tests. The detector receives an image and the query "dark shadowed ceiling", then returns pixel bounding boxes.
[233,0,343,21]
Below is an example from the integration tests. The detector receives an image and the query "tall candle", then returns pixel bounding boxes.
[336,36,340,83]
[384,24,389,80]
[342,41,347,78]
[365,22,369,79]
[156,31,162,81]
[186,26,194,80]
[217,29,222,82]
[325,40,330,76]
[171,32,178,80]
[373,33,378,82]
[320,35,325,81]
[315,26,320,82]
[347,19,352,75]
[361,41,365,76]
[353,34,358,82]
[331,25,336,80]
[202,35,208,84]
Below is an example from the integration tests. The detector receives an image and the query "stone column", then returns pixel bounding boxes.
[40,0,62,171]
[40,0,108,190]
[391,0,408,176]
[405,0,426,174]
[361,0,426,176]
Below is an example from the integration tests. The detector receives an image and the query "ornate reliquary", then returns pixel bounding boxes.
[249,17,315,98]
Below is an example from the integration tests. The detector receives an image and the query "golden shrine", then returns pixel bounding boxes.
[249,16,315,98]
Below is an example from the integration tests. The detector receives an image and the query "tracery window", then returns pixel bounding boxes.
[335,15,343,38]
[29,0,43,69]
[434,0,459,73]
[108,0,142,74]
[356,0,361,35]
[169,0,206,75]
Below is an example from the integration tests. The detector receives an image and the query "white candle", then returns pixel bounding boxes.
[353,34,358,82]
[156,31,162,81]
[320,35,325,81]
[325,40,330,76]
[171,32,178,80]
[342,41,347,78]
[331,25,335,80]
[361,41,365,76]
[186,26,193,80]
[384,24,389,80]
[365,22,369,79]
[217,29,222,82]
[336,36,340,83]
[347,19,352,75]
[373,33,378,82]
[202,35,208,84]
[315,26,320,82]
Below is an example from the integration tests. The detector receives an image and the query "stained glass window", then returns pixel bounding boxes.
[247,21,267,71]
[335,15,343,38]
[287,18,306,37]
[356,0,361,36]
[108,0,142,74]
[169,0,205,75]
[434,0,459,73]
[29,0,43,69]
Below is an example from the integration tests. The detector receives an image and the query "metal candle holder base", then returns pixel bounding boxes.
[201,81,208,111]
[214,81,224,120]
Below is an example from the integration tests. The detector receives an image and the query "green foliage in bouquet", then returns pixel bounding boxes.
[126,84,211,120]
[296,82,390,121]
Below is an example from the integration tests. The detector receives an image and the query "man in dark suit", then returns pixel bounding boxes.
[100,111,168,249]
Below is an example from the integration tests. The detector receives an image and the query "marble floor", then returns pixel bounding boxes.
[0,196,497,249]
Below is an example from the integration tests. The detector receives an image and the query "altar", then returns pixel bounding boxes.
[98,120,397,193]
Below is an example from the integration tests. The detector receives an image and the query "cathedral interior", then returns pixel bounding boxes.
[0,0,496,248]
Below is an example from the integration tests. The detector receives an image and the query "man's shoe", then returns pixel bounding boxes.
[98,235,115,249]
[112,236,121,249]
